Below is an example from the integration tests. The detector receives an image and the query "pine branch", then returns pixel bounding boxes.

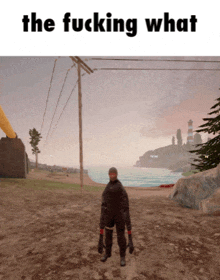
[210,97,220,109]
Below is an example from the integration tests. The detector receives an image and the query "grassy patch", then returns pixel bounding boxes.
[182,170,200,177]
[30,169,49,173]
[83,185,103,192]
[0,178,103,192]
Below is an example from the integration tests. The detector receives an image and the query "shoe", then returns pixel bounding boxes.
[100,254,110,262]
[120,257,126,266]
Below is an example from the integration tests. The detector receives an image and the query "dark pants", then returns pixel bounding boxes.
[105,214,127,257]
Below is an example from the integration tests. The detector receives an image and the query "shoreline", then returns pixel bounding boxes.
[27,171,162,190]
[26,170,172,197]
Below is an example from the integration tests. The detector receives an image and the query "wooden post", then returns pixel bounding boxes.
[69,56,93,194]
[78,63,83,193]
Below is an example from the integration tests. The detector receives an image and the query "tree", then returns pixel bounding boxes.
[193,133,202,145]
[172,136,175,145]
[29,128,42,169]
[189,97,220,171]
[176,129,182,147]
[185,141,191,151]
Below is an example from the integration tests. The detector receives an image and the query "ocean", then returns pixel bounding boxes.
[87,166,183,188]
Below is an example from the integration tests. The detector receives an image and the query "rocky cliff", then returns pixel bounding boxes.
[135,144,198,172]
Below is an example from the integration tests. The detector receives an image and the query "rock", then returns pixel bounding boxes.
[200,189,220,215]
[192,250,199,254]
[41,238,47,242]
[104,272,112,279]
[169,163,220,210]
[199,268,205,273]
[64,270,75,276]
[93,272,101,280]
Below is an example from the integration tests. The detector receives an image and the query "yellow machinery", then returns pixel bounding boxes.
[0,105,16,138]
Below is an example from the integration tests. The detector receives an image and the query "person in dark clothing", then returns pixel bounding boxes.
[98,167,134,266]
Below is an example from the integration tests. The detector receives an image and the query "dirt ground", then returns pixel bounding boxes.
[0,171,220,280]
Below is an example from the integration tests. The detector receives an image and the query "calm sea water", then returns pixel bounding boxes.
[87,166,183,188]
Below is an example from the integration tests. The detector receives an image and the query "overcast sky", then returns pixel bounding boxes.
[0,56,219,167]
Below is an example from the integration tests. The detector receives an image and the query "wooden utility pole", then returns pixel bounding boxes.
[77,63,83,193]
[69,57,93,193]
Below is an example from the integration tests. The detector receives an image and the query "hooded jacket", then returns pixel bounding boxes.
[99,179,132,231]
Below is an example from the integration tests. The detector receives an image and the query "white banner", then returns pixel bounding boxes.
[0,0,219,55]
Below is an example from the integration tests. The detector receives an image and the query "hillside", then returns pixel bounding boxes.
[135,144,198,172]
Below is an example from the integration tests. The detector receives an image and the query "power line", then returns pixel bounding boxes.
[40,58,58,133]
[94,68,220,71]
[49,77,79,139]
[89,58,220,63]
[43,64,75,147]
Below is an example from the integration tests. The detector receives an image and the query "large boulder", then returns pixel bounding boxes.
[169,163,220,211]
[199,188,220,215]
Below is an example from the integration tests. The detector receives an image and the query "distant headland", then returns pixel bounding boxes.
[134,120,206,172]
